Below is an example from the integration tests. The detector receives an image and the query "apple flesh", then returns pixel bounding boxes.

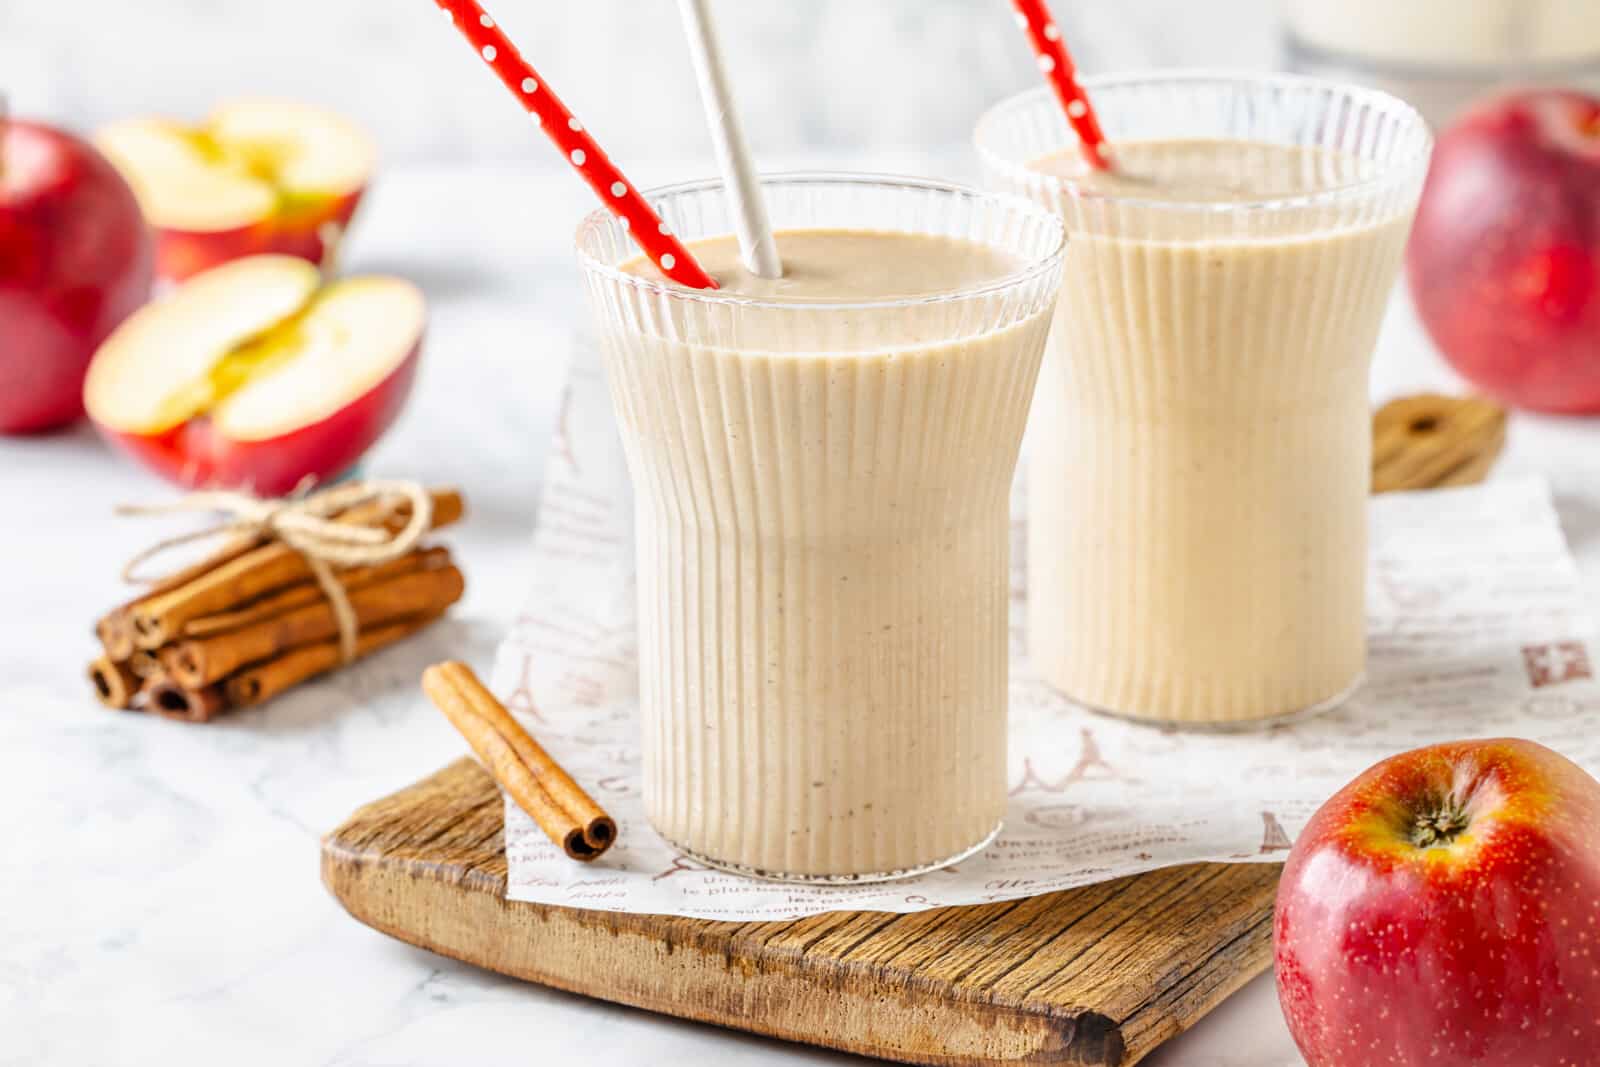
[1409,89,1600,413]
[1275,738,1600,1066]
[84,255,423,494]
[94,99,374,282]
[0,119,154,433]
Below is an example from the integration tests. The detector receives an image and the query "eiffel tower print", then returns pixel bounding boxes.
[1259,811,1293,853]
[501,652,546,724]
[1010,727,1120,796]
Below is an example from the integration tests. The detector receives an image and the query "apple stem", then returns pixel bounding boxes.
[1411,805,1471,849]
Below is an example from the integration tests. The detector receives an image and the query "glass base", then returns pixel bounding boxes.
[659,820,1002,885]
[1062,673,1364,734]
[1285,33,1600,128]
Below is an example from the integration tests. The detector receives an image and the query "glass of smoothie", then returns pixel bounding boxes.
[977,73,1432,729]
[1284,0,1600,126]
[577,174,1065,881]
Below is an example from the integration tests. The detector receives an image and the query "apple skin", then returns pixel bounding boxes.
[154,187,364,282]
[0,120,154,433]
[1275,738,1600,1067]
[98,338,419,495]
[1408,89,1600,413]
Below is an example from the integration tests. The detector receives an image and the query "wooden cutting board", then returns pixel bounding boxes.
[322,394,1507,1066]
[325,758,1280,1066]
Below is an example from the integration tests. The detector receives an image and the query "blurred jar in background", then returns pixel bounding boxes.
[1285,0,1600,126]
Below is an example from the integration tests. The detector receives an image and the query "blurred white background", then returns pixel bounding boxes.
[2,0,1277,163]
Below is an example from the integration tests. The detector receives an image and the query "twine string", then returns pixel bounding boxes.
[117,480,436,663]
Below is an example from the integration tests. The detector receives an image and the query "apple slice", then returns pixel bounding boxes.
[94,99,375,281]
[208,99,373,205]
[85,255,424,494]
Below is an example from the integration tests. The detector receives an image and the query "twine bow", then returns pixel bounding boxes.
[118,480,436,663]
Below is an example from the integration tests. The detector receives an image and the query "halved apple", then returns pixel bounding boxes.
[85,255,424,494]
[94,99,375,281]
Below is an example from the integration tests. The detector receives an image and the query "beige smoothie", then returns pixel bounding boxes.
[595,223,1058,879]
[1284,1,1600,125]
[1021,138,1416,725]
[1286,0,1600,67]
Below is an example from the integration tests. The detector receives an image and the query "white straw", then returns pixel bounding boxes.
[676,0,782,279]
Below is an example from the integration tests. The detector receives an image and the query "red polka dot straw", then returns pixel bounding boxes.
[434,0,719,289]
[1009,0,1112,171]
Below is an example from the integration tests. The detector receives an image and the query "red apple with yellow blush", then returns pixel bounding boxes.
[94,99,373,282]
[1409,89,1600,412]
[1275,738,1600,1066]
[84,255,424,494]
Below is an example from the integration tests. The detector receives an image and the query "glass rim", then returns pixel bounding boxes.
[573,171,1066,313]
[974,69,1434,215]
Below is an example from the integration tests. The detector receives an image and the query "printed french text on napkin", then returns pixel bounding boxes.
[492,347,1599,920]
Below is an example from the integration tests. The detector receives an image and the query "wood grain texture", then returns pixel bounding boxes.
[324,759,1279,1066]
[321,402,1487,1064]
[1371,393,1506,494]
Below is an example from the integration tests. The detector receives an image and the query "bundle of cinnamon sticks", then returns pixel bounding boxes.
[88,487,467,722]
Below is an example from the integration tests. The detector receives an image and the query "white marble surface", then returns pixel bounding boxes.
[6,154,1600,1067]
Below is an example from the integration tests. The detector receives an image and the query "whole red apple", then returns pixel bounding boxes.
[0,119,154,433]
[1409,89,1600,413]
[1275,738,1600,1066]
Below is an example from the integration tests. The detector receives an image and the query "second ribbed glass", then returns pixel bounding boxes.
[577,175,1064,881]
[978,74,1433,728]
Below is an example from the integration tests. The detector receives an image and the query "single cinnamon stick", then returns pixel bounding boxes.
[130,488,464,649]
[88,657,140,710]
[144,673,228,724]
[155,645,187,681]
[165,565,465,688]
[421,661,615,861]
[183,546,452,640]
[128,649,162,678]
[96,611,137,662]
[225,613,443,708]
